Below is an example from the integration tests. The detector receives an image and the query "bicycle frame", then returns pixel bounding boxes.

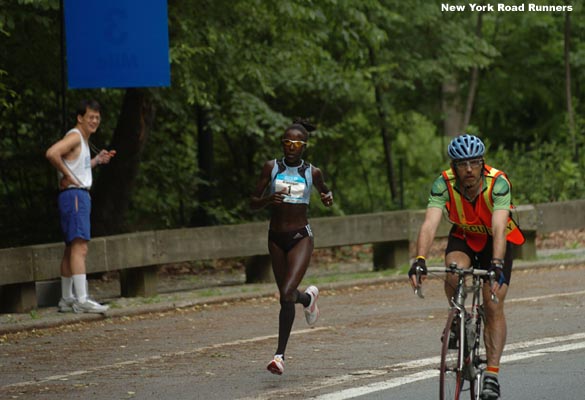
[417,263,497,400]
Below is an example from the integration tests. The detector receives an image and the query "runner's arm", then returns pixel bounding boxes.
[250,160,286,209]
[312,166,333,207]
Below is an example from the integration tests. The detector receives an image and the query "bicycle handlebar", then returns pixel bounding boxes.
[414,264,499,304]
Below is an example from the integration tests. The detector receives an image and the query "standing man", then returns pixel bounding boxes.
[408,134,524,400]
[46,99,116,314]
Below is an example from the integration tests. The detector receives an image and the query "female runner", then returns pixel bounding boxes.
[250,119,333,375]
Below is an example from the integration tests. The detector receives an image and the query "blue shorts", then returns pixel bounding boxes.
[58,189,91,245]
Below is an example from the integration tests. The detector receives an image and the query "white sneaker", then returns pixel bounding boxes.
[304,285,320,326]
[267,354,284,375]
[73,299,109,314]
[58,297,75,313]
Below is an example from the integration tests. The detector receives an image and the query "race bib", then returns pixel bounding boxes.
[274,173,306,203]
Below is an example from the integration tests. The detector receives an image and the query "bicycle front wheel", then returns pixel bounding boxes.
[440,309,464,400]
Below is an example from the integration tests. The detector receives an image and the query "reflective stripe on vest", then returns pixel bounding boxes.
[442,165,525,251]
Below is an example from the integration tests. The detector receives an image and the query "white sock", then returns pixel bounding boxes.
[61,276,74,300]
[73,274,88,303]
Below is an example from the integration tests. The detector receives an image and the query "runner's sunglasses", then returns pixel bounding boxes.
[281,139,307,150]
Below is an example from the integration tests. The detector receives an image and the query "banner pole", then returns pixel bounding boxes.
[59,0,67,132]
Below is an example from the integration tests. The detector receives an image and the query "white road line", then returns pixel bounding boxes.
[508,289,585,303]
[4,289,585,393]
[239,332,585,400]
[505,332,585,351]
[502,340,585,363]
[311,370,439,400]
[2,326,331,389]
[309,340,585,400]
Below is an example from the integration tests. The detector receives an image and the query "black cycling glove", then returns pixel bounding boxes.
[489,259,505,286]
[408,257,427,279]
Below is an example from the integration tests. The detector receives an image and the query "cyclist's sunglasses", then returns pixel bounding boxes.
[281,139,307,150]
[453,159,483,170]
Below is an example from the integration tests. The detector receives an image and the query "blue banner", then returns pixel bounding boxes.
[64,0,170,89]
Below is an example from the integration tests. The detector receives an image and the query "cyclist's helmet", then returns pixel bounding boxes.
[447,134,485,160]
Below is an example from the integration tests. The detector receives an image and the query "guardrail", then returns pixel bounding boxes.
[1,199,584,313]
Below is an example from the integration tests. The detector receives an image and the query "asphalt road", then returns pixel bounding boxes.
[1,264,584,400]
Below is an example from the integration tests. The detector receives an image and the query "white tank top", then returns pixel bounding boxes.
[58,128,92,189]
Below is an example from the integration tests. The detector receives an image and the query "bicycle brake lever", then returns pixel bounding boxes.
[414,267,425,298]
[491,293,499,304]
[488,271,499,304]
[414,285,424,299]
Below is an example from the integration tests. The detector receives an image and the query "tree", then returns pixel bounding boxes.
[91,89,155,235]
[564,8,577,161]
[1,0,585,248]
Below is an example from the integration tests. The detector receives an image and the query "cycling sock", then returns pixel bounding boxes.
[485,365,500,377]
[296,290,311,308]
[276,301,295,355]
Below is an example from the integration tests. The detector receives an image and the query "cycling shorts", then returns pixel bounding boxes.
[445,227,514,285]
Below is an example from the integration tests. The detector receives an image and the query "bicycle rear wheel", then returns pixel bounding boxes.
[440,309,464,400]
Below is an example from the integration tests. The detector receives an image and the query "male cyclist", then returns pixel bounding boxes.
[408,134,524,400]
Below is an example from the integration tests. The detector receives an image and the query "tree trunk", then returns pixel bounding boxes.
[92,88,155,236]
[564,9,577,162]
[375,85,398,203]
[441,78,463,138]
[368,46,398,203]
[462,12,483,131]
[190,105,215,226]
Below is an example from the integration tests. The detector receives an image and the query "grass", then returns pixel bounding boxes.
[546,252,578,260]
[197,288,223,297]
[304,267,406,285]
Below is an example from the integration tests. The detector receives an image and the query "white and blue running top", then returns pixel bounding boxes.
[270,158,312,204]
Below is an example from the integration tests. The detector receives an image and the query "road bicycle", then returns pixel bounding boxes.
[415,262,497,400]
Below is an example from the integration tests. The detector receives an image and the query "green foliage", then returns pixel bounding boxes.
[395,112,446,208]
[1,0,585,247]
[489,140,585,204]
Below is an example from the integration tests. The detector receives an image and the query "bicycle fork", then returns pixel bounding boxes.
[470,305,486,399]
[457,303,486,399]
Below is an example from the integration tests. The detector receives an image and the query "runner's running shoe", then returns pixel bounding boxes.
[267,354,284,375]
[72,299,109,314]
[304,285,320,326]
[58,297,75,313]
[481,375,501,399]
